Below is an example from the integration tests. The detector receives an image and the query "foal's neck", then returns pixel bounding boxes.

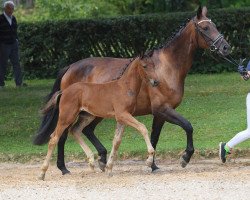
[119,61,143,91]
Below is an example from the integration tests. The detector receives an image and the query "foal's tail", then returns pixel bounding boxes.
[41,91,62,114]
[33,66,69,145]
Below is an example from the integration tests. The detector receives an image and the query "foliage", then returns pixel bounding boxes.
[0,74,250,161]
[12,0,250,22]
[12,7,250,78]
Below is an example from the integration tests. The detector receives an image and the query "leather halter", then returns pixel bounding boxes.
[194,19,224,52]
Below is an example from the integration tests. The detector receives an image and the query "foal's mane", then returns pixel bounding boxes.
[112,51,154,81]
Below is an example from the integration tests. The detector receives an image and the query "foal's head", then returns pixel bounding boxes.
[134,54,159,87]
[192,6,230,56]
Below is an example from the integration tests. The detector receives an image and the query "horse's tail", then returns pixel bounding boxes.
[33,66,69,145]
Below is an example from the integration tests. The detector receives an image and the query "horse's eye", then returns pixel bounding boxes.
[143,64,147,68]
[203,26,209,31]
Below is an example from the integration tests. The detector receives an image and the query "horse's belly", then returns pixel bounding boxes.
[133,89,152,116]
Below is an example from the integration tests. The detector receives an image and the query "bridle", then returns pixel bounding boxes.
[194,18,239,67]
[194,19,224,52]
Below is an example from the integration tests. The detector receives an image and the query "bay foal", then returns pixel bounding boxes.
[39,55,159,180]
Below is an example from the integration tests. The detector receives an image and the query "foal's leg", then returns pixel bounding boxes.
[39,101,79,180]
[57,118,107,175]
[106,122,125,175]
[70,113,96,171]
[57,118,106,175]
[117,113,155,167]
[39,123,68,180]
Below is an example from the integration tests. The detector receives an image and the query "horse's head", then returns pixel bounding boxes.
[193,6,230,56]
[136,54,159,87]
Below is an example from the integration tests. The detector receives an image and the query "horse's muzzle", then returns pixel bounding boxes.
[218,39,231,56]
[220,44,231,56]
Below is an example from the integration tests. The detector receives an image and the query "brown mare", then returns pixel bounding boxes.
[38,55,159,180]
[34,6,231,174]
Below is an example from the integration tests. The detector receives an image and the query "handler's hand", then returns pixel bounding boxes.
[241,71,250,81]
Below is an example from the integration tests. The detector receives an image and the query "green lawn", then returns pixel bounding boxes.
[0,73,249,162]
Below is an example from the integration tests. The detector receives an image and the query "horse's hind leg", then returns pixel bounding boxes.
[39,124,68,180]
[117,113,155,167]
[70,112,96,171]
[106,122,125,175]
[83,117,107,172]
[57,130,70,175]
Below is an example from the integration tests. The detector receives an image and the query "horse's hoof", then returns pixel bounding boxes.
[62,169,71,175]
[151,162,160,172]
[98,160,106,172]
[58,165,71,175]
[180,157,188,168]
[38,173,45,181]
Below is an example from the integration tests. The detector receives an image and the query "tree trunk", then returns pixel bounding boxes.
[26,0,34,8]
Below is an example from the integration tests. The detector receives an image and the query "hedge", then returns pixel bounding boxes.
[13,7,250,78]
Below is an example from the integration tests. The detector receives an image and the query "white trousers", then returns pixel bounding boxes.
[227,93,250,148]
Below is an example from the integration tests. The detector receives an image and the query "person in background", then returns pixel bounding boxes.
[219,59,250,163]
[0,1,27,88]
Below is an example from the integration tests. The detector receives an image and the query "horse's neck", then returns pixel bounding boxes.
[161,23,197,78]
[119,63,142,92]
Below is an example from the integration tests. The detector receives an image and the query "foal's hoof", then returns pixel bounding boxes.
[98,160,106,172]
[180,157,188,168]
[89,163,95,172]
[38,173,45,181]
[145,157,153,167]
[105,168,113,177]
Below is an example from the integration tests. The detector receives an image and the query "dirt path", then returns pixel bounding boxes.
[0,158,250,200]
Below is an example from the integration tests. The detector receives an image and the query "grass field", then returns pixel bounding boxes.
[0,73,249,162]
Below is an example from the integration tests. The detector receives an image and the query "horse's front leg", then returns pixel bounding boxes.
[150,116,165,172]
[153,106,194,168]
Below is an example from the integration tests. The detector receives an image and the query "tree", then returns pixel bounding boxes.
[12,0,250,22]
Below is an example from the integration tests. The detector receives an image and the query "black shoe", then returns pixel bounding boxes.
[219,142,229,163]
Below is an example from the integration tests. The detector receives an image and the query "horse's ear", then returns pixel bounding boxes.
[197,5,202,20]
[139,51,145,59]
[202,6,207,17]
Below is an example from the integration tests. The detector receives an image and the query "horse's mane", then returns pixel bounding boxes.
[146,17,192,55]
[113,17,192,80]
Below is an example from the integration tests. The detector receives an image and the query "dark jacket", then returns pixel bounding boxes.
[0,14,18,44]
